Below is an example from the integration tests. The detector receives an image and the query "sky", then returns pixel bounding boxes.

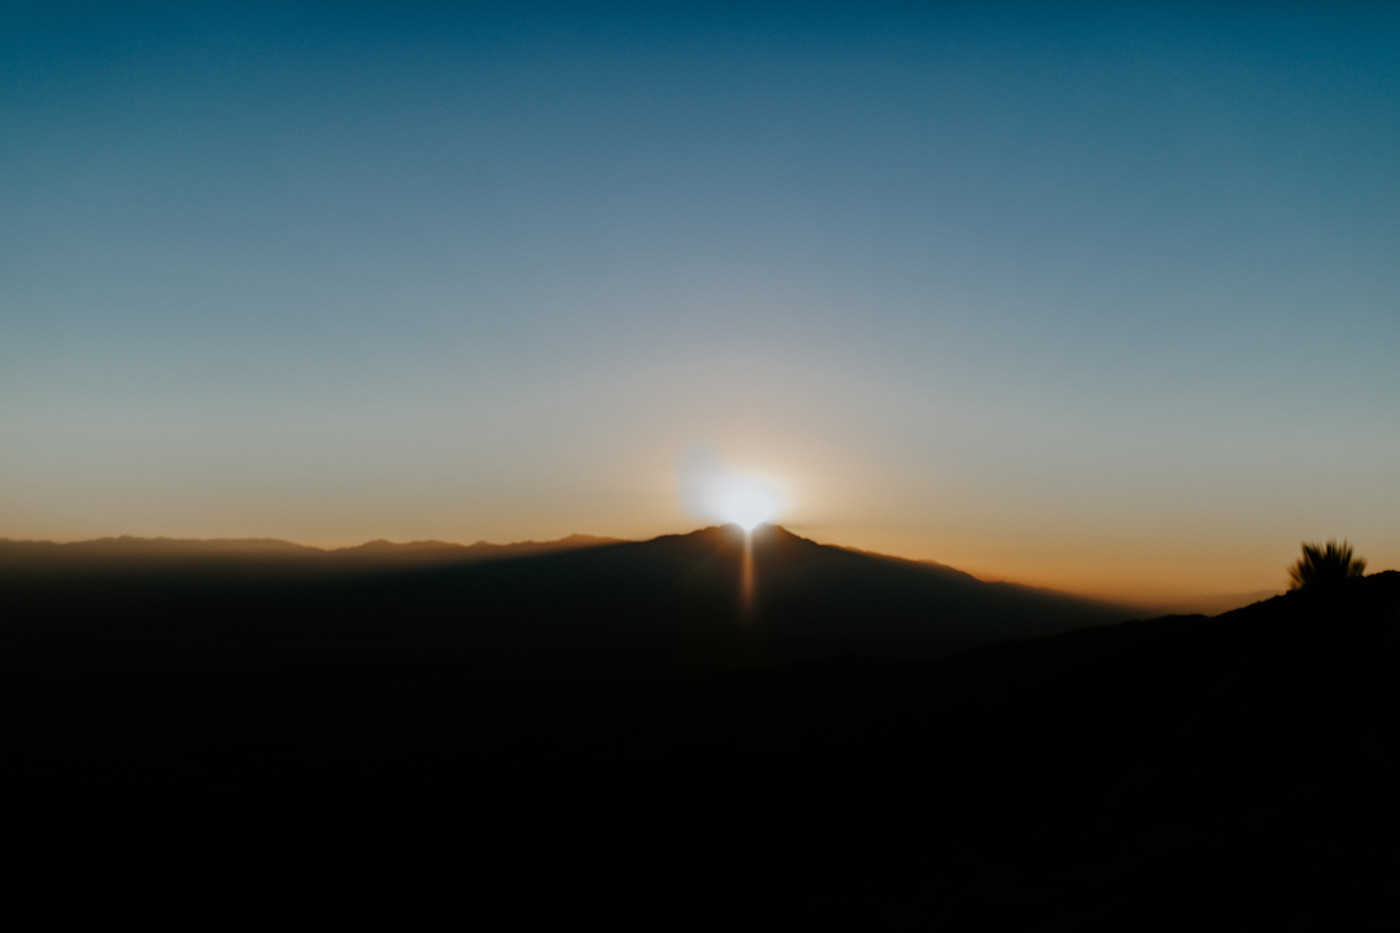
[3,3,1398,603]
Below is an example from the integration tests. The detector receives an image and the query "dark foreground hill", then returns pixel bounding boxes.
[2,531,1393,928]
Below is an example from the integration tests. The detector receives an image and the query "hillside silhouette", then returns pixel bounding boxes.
[3,527,1392,927]
[2,524,1129,690]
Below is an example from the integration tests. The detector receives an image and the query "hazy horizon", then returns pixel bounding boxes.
[4,4,1397,605]
[1,522,1294,611]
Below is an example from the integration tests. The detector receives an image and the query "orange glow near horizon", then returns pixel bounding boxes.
[9,510,1394,614]
[4,447,1394,613]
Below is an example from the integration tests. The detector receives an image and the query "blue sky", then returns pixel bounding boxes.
[3,3,1398,600]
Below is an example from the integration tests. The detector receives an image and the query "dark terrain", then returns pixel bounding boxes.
[2,526,1393,927]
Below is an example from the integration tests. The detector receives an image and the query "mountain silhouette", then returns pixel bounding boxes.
[1,527,1392,927]
[1,521,1133,794]
[1,524,1130,689]
[0,530,622,574]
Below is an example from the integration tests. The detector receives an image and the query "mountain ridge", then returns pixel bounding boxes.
[0,524,1126,610]
[0,531,627,574]
[2,523,1135,680]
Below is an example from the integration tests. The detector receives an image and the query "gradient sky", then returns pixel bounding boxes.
[4,3,1398,602]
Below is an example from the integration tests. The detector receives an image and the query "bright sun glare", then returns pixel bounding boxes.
[708,474,782,532]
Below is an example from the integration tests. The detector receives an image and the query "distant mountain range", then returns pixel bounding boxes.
[0,531,622,571]
[2,524,1132,676]
[0,529,1273,614]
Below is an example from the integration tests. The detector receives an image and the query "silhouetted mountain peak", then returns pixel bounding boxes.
[661,523,810,547]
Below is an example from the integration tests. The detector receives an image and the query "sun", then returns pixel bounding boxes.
[708,473,782,532]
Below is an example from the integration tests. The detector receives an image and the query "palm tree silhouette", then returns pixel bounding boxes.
[1288,539,1366,590]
